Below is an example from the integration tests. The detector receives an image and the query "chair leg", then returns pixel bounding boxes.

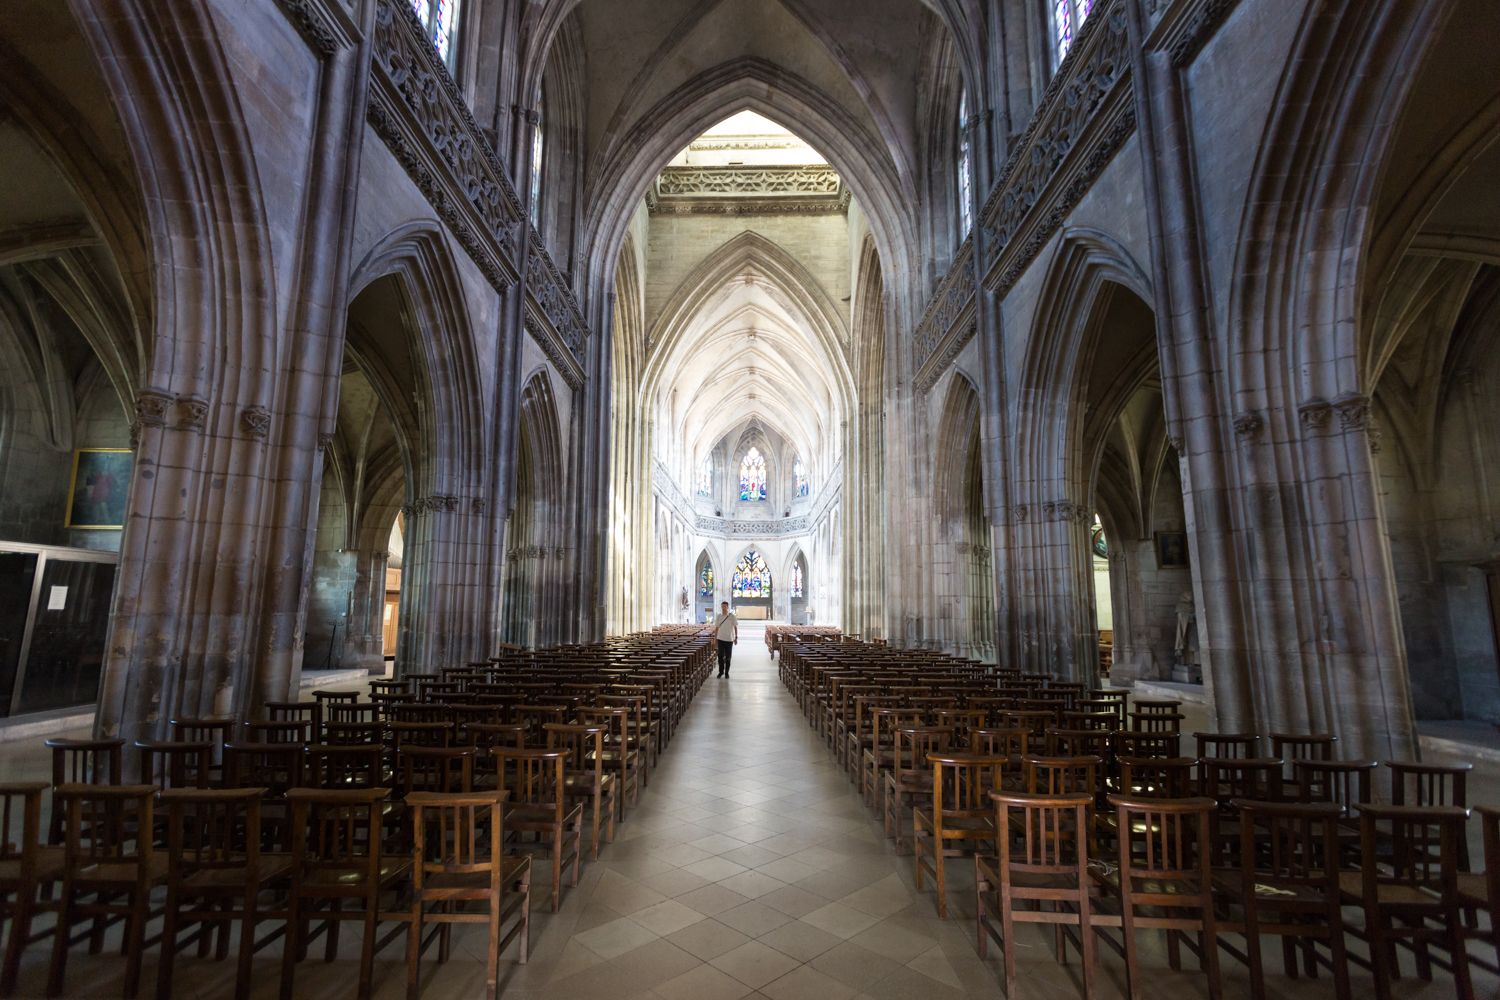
[123,885,148,999]
[235,892,257,1000]
[2,887,34,997]
[358,903,378,1000]
[156,892,180,1000]
[485,906,501,1000]
[552,830,564,913]
[406,902,422,1000]
[999,891,1018,998]
[279,895,301,1000]
[45,881,72,998]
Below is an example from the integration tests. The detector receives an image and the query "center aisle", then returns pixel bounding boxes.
[501,623,996,999]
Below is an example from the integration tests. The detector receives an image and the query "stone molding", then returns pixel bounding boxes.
[523,228,588,385]
[978,0,1136,297]
[135,389,174,428]
[176,396,209,432]
[272,0,345,56]
[1154,0,1244,68]
[1298,399,1332,431]
[1042,499,1090,523]
[649,165,850,216]
[1333,393,1371,431]
[914,236,977,391]
[368,0,590,381]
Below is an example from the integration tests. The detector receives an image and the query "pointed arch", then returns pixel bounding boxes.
[933,371,982,522]
[579,58,917,296]
[348,224,487,496]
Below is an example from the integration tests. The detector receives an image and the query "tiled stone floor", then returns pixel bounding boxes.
[6,632,1495,997]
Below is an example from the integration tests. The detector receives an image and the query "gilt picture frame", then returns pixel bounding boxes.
[64,448,132,530]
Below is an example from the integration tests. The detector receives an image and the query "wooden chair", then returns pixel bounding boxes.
[135,739,213,791]
[1344,804,1473,1000]
[1197,757,1284,864]
[913,752,1004,918]
[975,791,1096,999]
[577,706,642,820]
[169,718,233,781]
[156,787,293,1000]
[0,782,62,995]
[47,784,166,999]
[1046,728,1111,760]
[404,791,531,999]
[264,701,321,740]
[1127,710,1185,736]
[1092,795,1222,1000]
[280,787,410,1000]
[1388,760,1472,869]
[1113,730,1180,759]
[1116,756,1196,799]
[545,723,616,860]
[861,707,923,807]
[44,738,123,843]
[305,743,385,790]
[1192,732,1261,760]
[882,726,953,853]
[1213,799,1351,1000]
[494,748,583,912]
[325,720,385,745]
[242,720,312,744]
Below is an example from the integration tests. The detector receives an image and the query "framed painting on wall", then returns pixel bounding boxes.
[64,448,132,530]
[1155,531,1188,568]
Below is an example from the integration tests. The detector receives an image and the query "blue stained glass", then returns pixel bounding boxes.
[696,457,712,497]
[732,550,772,599]
[793,457,810,498]
[739,447,766,502]
[792,562,804,599]
[699,564,714,596]
[1054,0,1074,62]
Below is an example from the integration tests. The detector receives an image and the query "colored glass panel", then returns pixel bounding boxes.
[731,549,772,599]
[739,447,767,501]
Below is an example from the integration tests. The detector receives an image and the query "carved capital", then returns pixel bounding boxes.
[471,497,486,515]
[135,389,174,428]
[1011,505,1029,522]
[317,432,335,453]
[401,504,414,518]
[1298,400,1332,431]
[177,396,209,431]
[1333,394,1371,431]
[1232,411,1263,440]
[241,405,271,440]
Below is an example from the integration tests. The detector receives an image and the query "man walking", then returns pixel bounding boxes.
[714,600,738,677]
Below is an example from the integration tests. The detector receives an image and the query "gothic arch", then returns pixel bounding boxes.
[348,224,487,497]
[579,58,917,295]
[933,372,982,524]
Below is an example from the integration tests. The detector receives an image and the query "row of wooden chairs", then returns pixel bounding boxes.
[777,636,1491,1000]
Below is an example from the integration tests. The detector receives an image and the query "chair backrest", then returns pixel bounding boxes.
[1292,758,1375,815]
[407,791,506,895]
[159,787,265,881]
[135,740,214,790]
[1117,756,1197,799]
[927,752,1006,825]
[494,748,568,825]
[242,720,312,744]
[970,727,1029,760]
[1045,728,1110,758]
[388,721,454,751]
[305,743,384,789]
[1108,794,1215,890]
[325,702,380,728]
[1023,754,1101,799]
[1270,732,1336,764]
[992,790,1092,877]
[46,738,124,787]
[224,741,305,794]
[890,726,954,782]
[396,747,475,797]
[1357,803,1468,894]
[1231,799,1343,898]
[55,784,158,868]
[1128,711,1184,735]
[1113,730,1181,759]
[1386,760,1470,809]
[286,787,388,877]
[1193,732,1261,759]
[324,720,384,745]
[0,782,47,872]
[264,701,320,729]
[515,704,570,746]
[1198,757,1283,807]
[545,724,605,782]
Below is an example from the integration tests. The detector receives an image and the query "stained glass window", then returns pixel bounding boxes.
[529,106,545,225]
[1091,513,1108,559]
[793,457,810,498]
[409,0,462,67]
[699,563,715,596]
[1053,0,1094,65]
[696,456,712,497]
[732,550,771,599]
[791,561,804,598]
[738,447,767,502]
[957,89,973,237]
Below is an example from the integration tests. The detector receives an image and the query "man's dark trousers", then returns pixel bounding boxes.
[717,640,733,676]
